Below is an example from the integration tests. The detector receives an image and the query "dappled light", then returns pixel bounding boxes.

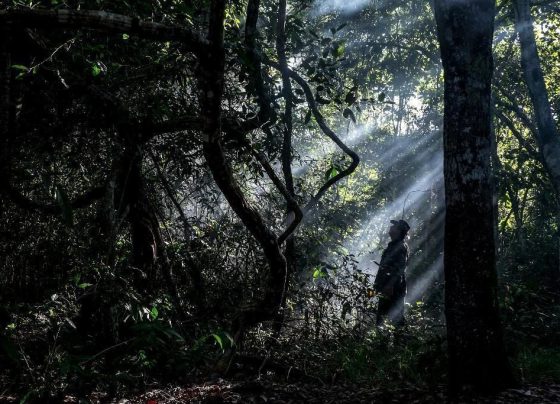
[1,0,560,402]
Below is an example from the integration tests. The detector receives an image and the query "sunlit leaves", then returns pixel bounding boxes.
[225,3,242,28]
[91,61,107,77]
[11,64,37,79]
[325,165,340,181]
[149,306,159,320]
[312,265,328,279]
[11,64,28,72]
[211,331,234,352]
[332,41,345,58]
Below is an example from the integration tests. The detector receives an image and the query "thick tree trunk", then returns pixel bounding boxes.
[514,0,560,281]
[514,0,560,194]
[115,130,187,321]
[117,143,157,284]
[433,0,515,394]
[197,0,287,341]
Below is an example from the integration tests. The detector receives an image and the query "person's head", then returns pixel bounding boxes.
[389,219,410,241]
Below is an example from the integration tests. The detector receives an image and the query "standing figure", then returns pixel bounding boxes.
[374,219,410,326]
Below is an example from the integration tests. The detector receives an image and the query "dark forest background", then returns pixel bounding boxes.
[1,0,560,402]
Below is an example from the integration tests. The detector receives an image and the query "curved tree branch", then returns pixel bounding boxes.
[495,87,539,139]
[265,60,360,213]
[0,9,207,52]
[276,0,295,200]
[240,138,303,244]
[244,0,275,125]
[197,0,287,336]
[273,0,298,337]
[1,181,105,214]
[494,107,541,163]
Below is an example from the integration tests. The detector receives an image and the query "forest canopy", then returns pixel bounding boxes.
[1,0,560,402]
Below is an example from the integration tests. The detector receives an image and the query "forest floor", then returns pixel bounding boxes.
[2,380,559,403]
[127,381,560,403]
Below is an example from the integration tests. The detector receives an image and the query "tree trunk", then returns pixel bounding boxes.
[514,0,560,282]
[275,0,296,335]
[115,140,157,283]
[197,0,287,341]
[115,130,187,322]
[514,0,560,194]
[433,0,515,394]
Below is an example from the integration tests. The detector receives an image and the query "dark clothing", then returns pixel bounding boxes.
[376,277,406,326]
[374,239,409,326]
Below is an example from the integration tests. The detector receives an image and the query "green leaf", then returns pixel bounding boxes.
[122,33,130,40]
[149,306,159,320]
[332,41,345,58]
[78,282,92,289]
[91,64,102,77]
[212,333,223,350]
[312,266,327,279]
[211,331,234,351]
[325,166,339,181]
[11,64,29,72]
[55,185,74,226]
[91,61,107,77]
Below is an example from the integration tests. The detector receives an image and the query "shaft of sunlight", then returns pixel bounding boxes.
[312,0,370,16]
[292,121,374,177]
[345,155,443,266]
[406,255,444,304]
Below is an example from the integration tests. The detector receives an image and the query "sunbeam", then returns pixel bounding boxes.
[344,154,443,265]
[292,121,376,177]
[406,254,444,304]
[312,0,370,16]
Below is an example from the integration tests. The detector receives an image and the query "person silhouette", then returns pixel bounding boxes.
[373,219,410,326]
